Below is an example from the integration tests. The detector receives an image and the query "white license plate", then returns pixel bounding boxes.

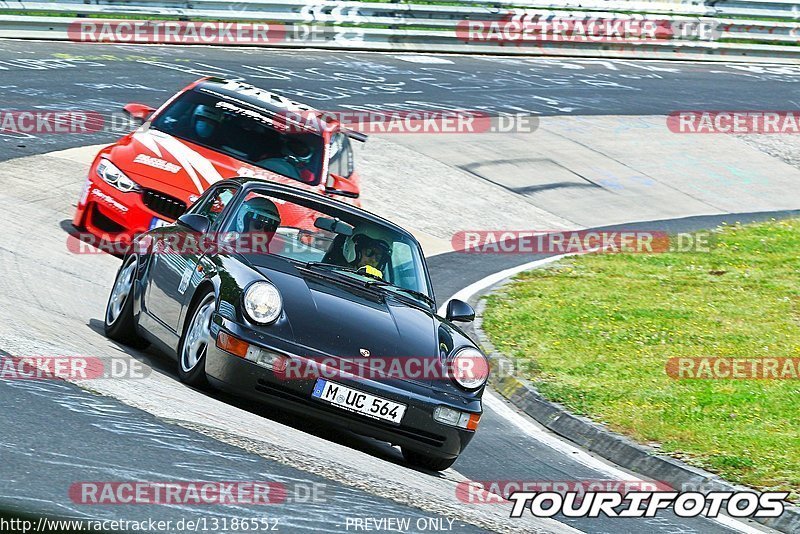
[312,379,406,424]
[149,217,171,230]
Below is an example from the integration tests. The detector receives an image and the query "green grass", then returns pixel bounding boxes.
[482,219,800,500]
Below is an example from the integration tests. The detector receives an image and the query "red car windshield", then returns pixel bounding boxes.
[150,90,325,185]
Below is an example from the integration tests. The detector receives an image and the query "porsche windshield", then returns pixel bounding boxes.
[223,189,433,300]
[150,90,325,185]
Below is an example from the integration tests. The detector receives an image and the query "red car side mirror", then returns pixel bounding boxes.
[325,173,360,199]
[123,103,156,122]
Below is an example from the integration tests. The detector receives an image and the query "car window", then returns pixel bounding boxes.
[222,188,432,298]
[190,186,237,226]
[328,132,354,178]
[389,241,426,294]
[150,90,325,185]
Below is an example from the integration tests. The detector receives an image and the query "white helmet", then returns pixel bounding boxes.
[192,104,223,139]
[343,224,394,268]
[236,196,281,235]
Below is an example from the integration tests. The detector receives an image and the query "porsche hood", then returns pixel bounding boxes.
[260,265,448,388]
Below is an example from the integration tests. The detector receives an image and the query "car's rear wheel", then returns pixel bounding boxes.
[104,255,147,347]
[401,447,457,471]
[178,291,215,388]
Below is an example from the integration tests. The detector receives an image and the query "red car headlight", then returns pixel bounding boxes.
[97,158,141,193]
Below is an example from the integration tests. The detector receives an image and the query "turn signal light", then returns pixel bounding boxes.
[433,406,481,431]
[464,413,481,431]
[216,331,249,358]
[215,331,288,372]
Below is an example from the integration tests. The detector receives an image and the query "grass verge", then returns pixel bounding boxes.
[482,219,800,501]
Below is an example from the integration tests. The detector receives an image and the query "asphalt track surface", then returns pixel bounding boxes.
[2,40,800,161]
[0,366,484,533]
[1,40,798,533]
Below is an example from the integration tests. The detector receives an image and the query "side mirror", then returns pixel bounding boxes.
[176,213,210,234]
[123,103,156,122]
[445,299,475,323]
[325,173,360,199]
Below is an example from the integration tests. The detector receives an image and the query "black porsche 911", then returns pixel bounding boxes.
[103,178,487,470]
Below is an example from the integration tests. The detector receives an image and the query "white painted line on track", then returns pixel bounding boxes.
[437,255,567,316]
[444,256,771,534]
[485,392,767,534]
[392,55,454,64]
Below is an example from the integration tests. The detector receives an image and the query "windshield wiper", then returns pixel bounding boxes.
[383,286,436,308]
[305,262,357,274]
[305,262,383,280]
[305,263,435,307]
[302,262,383,288]
[360,278,436,307]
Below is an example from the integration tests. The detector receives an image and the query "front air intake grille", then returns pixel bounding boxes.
[142,189,187,221]
[90,206,126,234]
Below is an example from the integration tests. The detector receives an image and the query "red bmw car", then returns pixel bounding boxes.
[73,77,363,245]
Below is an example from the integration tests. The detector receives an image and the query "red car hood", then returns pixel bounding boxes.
[109,128,318,195]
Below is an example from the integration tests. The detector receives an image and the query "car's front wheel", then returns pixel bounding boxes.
[401,447,457,471]
[178,291,215,388]
[104,254,147,347]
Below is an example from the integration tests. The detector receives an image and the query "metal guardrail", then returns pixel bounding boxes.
[0,0,798,62]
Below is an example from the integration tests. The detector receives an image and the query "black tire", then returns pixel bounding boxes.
[401,447,457,471]
[177,291,215,388]
[104,255,147,348]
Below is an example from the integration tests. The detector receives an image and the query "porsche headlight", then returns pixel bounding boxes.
[243,281,282,324]
[449,347,489,390]
[97,158,141,193]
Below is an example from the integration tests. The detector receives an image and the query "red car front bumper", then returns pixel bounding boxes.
[72,160,191,246]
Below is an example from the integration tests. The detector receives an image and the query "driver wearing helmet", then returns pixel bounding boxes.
[282,138,312,164]
[236,196,281,250]
[258,136,316,183]
[343,224,393,278]
[192,104,223,140]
